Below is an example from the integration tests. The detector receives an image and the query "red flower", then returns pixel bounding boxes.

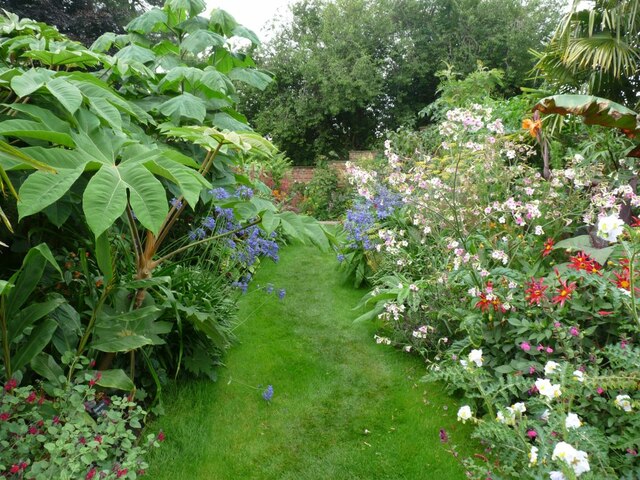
[568,251,601,274]
[10,464,20,474]
[614,270,631,290]
[552,277,577,307]
[0,412,10,421]
[28,426,38,435]
[86,468,97,480]
[475,293,491,312]
[157,431,166,442]
[524,277,548,305]
[95,435,103,444]
[631,216,640,227]
[26,391,37,404]
[598,310,614,316]
[116,468,128,478]
[542,238,554,257]
[4,378,17,392]
[52,416,60,424]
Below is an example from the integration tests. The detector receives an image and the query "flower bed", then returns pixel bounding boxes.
[338,102,640,478]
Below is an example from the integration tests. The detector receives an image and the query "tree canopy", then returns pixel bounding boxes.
[0,0,162,46]
[243,0,562,165]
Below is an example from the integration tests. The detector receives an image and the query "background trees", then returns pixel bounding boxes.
[243,0,562,165]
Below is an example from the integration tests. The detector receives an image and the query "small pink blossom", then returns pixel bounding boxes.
[520,341,531,352]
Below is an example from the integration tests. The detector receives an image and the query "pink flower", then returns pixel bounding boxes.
[529,366,536,375]
[526,429,537,439]
[569,326,579,337]
[537,344,544,352]
[520,342,531,352]
[86,468,97,480]
[52,416,60,424]
[597,387,605,395]
[546,347,554,354]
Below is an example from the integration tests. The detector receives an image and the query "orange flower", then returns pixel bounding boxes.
[522,118,542,138]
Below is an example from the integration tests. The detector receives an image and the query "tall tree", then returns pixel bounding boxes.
[0,0,162,46]
[244,0,562,165]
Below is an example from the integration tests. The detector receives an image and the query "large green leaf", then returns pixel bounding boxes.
[18,164,85,219]
[11,318,58,372]
[88,96,122,130]
[199,67,234,95]
[157,93,206,123]
[24,49,100,67]
[209,8,238,36]
[227,68,272,91]
[8,296,66,340]
[120,163,168,235]
[534,95,640,133]
[91,335,154,353]
[10,68,54,97]
[83,165,127,237]
[46,77,83,115]
[145,157,208,208]
[114,45,156,64]
[126,8,168,34]
[31,353,65,387]
[232,25,260,45]
[5,244,61,316]
[180,29,224,54]
[96,369,135,391]
[0,119,74,147]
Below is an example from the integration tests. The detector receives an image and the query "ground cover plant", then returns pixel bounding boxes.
[337,68,640,477]
[146,243,477,479]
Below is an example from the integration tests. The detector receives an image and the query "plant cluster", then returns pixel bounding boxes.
[338,91,640,477]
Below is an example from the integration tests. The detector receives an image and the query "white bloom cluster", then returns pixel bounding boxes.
[535,378,562,400]
[596,214,625,243]
[373,335,391,345]
[468,349,483,367]
[565,412,582,429]
[457,405,473,423]
[552,441,590,476]
[614,394,633,412]
[544,361,560,376]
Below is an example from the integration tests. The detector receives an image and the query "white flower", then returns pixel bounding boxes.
[565,412,582,429]
[596,214,625,242]
[544,361,560,376]
[573,370,585,382]
[468,349,483,367]
[615,394,633,412]
[540,408,550,422]
[403,345,412,353]
[536,378,562,400]
[457,405,473,423]
[552,442,590,476]
[529,446,539,466]
[511,402,526,414]
[496,408,515,425]
[534,225,544,236]
[549,472,566,480]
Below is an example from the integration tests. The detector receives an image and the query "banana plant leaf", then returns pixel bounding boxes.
[533,95,640,134]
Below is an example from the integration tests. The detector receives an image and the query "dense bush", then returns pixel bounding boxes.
[339,95,640,478]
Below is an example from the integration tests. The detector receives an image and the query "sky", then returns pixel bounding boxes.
[206,0,292,41]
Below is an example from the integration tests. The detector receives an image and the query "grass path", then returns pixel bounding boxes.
[146,245,474,479]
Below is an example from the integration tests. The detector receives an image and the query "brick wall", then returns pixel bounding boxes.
[290,158,357,184]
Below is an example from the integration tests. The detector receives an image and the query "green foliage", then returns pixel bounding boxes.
[244,0,562,165]
[299,161,352,220]
[0,360,161,479]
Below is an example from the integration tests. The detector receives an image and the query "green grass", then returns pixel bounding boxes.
[146,244,477,479]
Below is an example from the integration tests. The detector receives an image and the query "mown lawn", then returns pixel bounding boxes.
[146,244,477,479]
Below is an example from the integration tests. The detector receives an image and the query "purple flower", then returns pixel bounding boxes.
[439,428,449,443]
[277,289,286,300]
[265,283,274,294]
[209,188,230,200]
[170,197,183,209]
[262,385,274,402]
[337,254,345,263]
[234,186,254,199]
